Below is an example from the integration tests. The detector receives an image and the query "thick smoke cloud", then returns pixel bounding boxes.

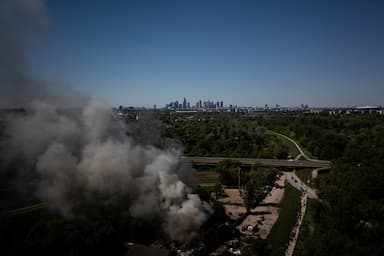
[0,0,212,242]
[5,101,212,242]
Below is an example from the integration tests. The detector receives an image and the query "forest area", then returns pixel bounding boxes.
[266,114,384,256]
[165,112,384,255]
[163,113,291,159]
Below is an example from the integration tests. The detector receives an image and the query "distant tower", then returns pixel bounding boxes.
[183,97,187,109]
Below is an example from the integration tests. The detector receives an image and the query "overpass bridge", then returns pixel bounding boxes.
[182,156,331,168]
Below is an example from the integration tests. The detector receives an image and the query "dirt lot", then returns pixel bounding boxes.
[216,188,244,205]
[211,176,287,239]
[223,204,247,217]
[238,174,286,239]
[215,188,247,217]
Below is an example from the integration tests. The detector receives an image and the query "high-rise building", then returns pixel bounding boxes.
[167,98,227,110]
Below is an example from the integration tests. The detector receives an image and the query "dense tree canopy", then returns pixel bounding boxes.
[165,114,290,159]
[259,114,384,256]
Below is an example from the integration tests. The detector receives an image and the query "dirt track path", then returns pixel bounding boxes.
[270,131,327,256]
[285,194,307,256]
[270,131,331,165]
[312,167,331,179]
[269,131,307,159]
[283,170,320,256]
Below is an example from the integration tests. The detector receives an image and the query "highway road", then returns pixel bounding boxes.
[182,156,331,168]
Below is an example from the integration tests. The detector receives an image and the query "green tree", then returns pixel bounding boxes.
[216,160,242,186]
[213,182,223,199]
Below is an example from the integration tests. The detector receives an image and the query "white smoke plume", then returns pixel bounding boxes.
[0,0,212,243]
[5,100,212,242]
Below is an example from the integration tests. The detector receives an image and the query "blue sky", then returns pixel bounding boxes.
[32,0,384,107]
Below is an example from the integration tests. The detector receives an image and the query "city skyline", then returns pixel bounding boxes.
[119,95,383,110]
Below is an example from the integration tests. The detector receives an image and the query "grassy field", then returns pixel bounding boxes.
[295,168,313,187]
[268,182,301,256]
[293,198,315,256]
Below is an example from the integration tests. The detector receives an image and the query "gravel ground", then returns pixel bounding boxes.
[238,174,286,239]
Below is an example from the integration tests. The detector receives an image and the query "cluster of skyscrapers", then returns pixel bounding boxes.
[166,98,224,109]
